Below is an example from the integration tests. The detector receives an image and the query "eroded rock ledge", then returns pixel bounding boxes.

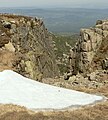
[63,19,108,88]
[0,14,59,81]
[69,19,108,76]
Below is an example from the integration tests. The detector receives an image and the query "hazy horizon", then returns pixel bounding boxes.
[0,1,108,34]
[0,0,108,9]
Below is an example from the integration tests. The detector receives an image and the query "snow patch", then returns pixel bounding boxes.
[0,70,105,110]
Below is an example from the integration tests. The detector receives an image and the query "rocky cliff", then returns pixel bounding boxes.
[69,19,108,76]
[0,14,59,81]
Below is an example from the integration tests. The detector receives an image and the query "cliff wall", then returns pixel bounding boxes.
[0,14,59,81]
[69,20,108,75]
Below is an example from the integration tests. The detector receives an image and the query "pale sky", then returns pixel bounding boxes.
[0,0,108,8]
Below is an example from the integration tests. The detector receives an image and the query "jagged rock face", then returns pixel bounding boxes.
[69,20,108,75]
[0,14,59,80]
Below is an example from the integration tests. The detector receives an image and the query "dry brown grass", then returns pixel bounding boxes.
[0,50,14,71]
[0,84,107,120]
[0,101,108,120]
[0,104,29,116]
[0,68,107,120]
[0,50,20,71]
[0,13,33,23]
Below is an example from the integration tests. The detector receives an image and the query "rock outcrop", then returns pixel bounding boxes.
[0,14,59,81]
[69,19,108,76]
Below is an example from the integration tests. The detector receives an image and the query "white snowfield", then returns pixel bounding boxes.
[0,70,105,110]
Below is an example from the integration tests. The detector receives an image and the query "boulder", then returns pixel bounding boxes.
[3,21,11,29]
[5,42,15,52]
[0,35,10,47]
[88,72,96,81]
[102,58,108,70]
[96,20,103,25]
[68,75,76,82]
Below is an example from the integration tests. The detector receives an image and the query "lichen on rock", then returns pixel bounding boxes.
[0,14,59,81]
[69,19,108,76]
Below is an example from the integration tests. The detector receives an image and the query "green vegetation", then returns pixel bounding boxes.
[52,34,78,74]
[53,34,78,57]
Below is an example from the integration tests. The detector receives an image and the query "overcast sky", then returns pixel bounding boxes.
[0,0,108,8]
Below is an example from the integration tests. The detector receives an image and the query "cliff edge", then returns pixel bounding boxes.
[69,19,108,75]
[0,14,59,81]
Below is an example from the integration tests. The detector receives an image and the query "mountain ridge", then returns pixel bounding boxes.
[0,14,59,81]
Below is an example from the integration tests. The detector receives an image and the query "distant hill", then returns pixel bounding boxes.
[0,8,108,34]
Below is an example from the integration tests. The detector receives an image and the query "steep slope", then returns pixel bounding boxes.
[0,14,59,80]
[69,19,108,75]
